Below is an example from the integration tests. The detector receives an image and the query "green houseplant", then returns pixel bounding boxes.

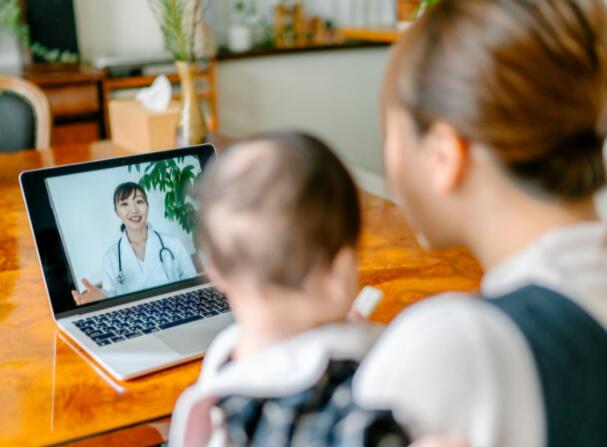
[227,0,255,53]
[0,0,78,63]
[129,158,200,235]
[148,0,214,146]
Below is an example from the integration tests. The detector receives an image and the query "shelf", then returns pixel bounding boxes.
[216,41,388,60]
[3,64,105,144]
[340,27,402,44]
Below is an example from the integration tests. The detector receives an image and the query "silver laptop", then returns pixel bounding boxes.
[20,145,233,380]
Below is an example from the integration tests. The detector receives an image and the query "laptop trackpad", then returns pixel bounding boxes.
[155,313,234,355]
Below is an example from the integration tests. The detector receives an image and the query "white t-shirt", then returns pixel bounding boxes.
[354,222,607,447]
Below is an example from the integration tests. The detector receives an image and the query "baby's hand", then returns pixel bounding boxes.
[347,309,367,322]
[410,437,467,447]
[350,286,383,320]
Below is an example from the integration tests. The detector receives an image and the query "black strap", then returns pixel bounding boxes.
[491,285,607,447]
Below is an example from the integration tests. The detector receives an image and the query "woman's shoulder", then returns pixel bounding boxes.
[354,291,544,447]
[353,293,544,444]
[380,292,505,339]
[353,291,537,404]
[367,294,512,365]
[382,291,531,353]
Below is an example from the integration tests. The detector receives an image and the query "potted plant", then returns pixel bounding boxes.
[129,158,200,236]
[0,0,78,63]
[228,1,254,53]
[148,0,215,146]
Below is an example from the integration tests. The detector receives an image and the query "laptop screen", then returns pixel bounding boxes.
[20,145,215,317]
[45,155,205,306]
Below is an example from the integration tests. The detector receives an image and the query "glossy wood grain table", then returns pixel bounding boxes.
[0,142,483,446]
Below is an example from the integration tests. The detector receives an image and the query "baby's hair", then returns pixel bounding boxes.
[197,132,361,289]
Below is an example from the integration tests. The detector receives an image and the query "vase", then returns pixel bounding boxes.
[175,60,207,147]
[396,0,421,21]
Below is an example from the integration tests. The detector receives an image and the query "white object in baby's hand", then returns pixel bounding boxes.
[352,286,384,318]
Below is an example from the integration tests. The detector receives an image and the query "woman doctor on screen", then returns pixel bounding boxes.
[72,182,197,305]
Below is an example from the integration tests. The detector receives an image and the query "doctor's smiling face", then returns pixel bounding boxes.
[113,183,149,233]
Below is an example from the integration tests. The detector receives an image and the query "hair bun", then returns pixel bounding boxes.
[510,129,606,199]
[556,129,603,155]
[598,106,607,140]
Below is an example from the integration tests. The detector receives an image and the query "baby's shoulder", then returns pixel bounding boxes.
[218,359,410,446]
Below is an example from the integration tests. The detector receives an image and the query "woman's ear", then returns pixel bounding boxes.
[425,121,470,194]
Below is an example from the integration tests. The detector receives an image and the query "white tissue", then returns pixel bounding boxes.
[136,75,172,112]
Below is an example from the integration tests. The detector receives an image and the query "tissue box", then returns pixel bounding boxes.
[109,99,181,152]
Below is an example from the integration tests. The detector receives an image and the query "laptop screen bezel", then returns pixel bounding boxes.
[20,144,216,320]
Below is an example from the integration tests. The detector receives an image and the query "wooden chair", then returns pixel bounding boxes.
[0,75,51,151]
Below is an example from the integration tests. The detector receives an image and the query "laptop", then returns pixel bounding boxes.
[20,145,233,380]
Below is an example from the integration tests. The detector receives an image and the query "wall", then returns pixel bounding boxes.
[0,2,391,175]
[211,0,396,44]
[70,0,393,174]
[72,0,166,59]
[0,0,397,67]
[217,47,390,173]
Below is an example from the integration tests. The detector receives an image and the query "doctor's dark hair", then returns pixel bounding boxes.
[393,0,607,199]
[197,132,361,289]
[113,182,148,232]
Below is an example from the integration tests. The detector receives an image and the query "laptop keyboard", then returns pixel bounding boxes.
[73,287,230,347]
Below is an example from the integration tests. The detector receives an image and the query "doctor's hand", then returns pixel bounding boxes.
[72,278,106,305]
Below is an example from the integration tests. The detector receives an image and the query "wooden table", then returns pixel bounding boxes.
[0,142,483,446]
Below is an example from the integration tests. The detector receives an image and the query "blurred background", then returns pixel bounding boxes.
[0,0,401,179]
[0,0,605,212]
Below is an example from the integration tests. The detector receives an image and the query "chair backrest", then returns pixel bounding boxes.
[0,75,51,152]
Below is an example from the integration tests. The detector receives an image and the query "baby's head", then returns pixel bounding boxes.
[198,132,361,328]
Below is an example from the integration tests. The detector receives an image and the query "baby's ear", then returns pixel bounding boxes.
[332,246,358,274]
[205,260,229,293]
[326,246,359,303]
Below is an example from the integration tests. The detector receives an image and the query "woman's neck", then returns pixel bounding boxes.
[466,195,598,272]
[126,226,148,246]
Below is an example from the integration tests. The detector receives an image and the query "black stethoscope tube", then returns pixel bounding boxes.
[116,230,175,285]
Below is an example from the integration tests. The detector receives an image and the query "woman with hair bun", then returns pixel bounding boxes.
[355,1,607,446]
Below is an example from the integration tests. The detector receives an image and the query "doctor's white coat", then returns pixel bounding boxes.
[101,226,197,297]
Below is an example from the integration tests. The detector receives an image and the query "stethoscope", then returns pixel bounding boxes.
[116,230,175,285]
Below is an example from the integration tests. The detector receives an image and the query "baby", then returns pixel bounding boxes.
[169,132,410,446]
